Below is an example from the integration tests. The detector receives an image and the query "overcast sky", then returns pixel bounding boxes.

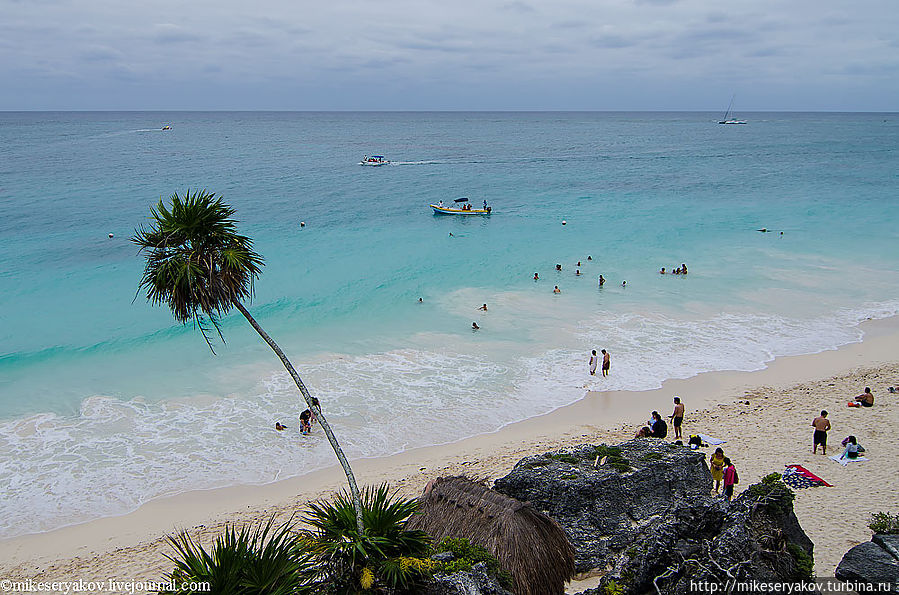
[1,0,897,110]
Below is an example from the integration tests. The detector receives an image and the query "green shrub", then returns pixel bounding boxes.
[786,543,814,580]
[432,537,514,590]
[560,474,578,480]
[548,453,580,464]
[604,579,624,595]
[302,484,432,592]
[162,516,316,594]
[746,474,794,514]
[868,512,899,534]
[640,452,664,462]
[585,445,631,472]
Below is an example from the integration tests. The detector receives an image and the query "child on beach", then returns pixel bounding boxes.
[722,457,738,501]
[709,448,725,493]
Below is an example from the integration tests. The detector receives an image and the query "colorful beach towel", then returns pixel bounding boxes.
[782,464,832,488]
[830,454,869,467]
[697,434,726,445]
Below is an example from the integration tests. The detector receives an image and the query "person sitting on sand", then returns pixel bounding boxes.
[635,426,652,438]
[709,448,725,493]
[650,411,668,439]
[839,435,863,460]
[853,387,874,407]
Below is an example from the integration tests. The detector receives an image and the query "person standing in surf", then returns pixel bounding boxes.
[601,349,610,377]
[589,350,598,376]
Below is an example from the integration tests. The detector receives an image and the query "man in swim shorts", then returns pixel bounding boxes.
[601,349,610,377]
[812,410,831,454]
[670,396,685,440]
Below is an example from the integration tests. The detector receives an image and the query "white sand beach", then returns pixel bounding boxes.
[2,317,898,591]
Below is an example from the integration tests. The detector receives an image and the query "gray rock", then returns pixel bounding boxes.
[431,550,456,562]
[493,440,815,595]
[420,562,513,595]
[873,534,899,562]
[836,538,899,590]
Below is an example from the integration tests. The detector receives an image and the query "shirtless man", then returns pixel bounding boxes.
[812,410,831,454]
[670,396,685,440]
[601,349,610,377]
[854,387,874,407]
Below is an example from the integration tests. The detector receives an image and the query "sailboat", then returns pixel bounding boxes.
[718,95,747,125]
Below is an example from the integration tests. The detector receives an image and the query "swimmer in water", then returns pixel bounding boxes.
[622,280,627,287]
[534,272,539,280]
[553,285,561,294]
[575,269,581,276]
[472,322,480,330]
[478,303,487,311]
[598,274,605,286]
[556,264,562,271]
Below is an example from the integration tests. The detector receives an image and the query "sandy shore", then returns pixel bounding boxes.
[2,316,898,591]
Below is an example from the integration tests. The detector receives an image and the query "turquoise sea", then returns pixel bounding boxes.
[0,111,897,538]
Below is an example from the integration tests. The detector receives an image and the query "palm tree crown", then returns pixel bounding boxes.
[132,189,263,346]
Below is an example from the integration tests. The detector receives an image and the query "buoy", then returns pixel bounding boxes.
[108,233,114,238]
[562,220,567,225]
[300,221,305,227]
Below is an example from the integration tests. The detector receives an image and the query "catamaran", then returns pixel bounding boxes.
[718,95,747,125]
[430,197,492,215]
[360,155,389,166]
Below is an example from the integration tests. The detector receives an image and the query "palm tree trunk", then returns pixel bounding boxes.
[233,301,365,535]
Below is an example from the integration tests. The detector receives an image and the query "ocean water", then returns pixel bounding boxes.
[0,111,897,538]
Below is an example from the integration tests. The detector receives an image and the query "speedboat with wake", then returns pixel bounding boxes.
[430,197,492,215]
[360,155,389,166]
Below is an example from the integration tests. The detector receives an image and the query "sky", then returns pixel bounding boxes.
[1,0,897,111]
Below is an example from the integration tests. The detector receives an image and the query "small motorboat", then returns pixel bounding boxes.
[161,125,172,130]
[430,197,492,215]
[360,155,389,166]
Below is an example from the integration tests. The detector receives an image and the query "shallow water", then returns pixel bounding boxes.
[0,111,897,537]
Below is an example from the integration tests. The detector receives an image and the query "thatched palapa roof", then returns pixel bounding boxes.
[407,476,575,595]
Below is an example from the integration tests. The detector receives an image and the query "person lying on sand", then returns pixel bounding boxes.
[275,422,287,431]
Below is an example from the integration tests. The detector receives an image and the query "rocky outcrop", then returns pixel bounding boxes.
[836,534,899,590]
[421,562,513,595]
[493,440,814,595]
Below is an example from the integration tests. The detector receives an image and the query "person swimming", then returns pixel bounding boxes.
[598,275,605,286]
[553,285,561,293]
[472,322,480,330]
[534,272,539,280]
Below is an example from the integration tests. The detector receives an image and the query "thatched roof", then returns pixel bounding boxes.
[408,476,575,595]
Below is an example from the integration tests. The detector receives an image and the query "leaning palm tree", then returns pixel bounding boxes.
[132,189,364,533]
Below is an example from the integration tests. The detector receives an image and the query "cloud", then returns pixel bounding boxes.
[152,24,202,44]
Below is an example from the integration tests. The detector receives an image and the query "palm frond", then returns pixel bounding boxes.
[132,189,264,351]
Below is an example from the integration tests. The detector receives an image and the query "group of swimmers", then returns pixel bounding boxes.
[659,263,688,275]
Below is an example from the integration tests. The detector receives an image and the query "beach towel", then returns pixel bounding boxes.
[697,434,726,445]
[782,464,832,488]
[830,454,869,467]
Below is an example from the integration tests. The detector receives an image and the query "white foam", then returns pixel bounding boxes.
[0,300,897,538]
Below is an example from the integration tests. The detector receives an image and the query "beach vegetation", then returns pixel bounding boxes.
[746,473,794,514]
[432,537,514,590]
[585,445,631,472]
[868,512,899,534]
[301,483,431,592]
[132,190,365,533]
[161,515,316,594]
[603,579,625,595]
[786,543,814,580]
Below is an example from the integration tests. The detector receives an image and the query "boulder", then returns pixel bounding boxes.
[493,440,815,595]
[836,536,899,590]
[421,562,514,595]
